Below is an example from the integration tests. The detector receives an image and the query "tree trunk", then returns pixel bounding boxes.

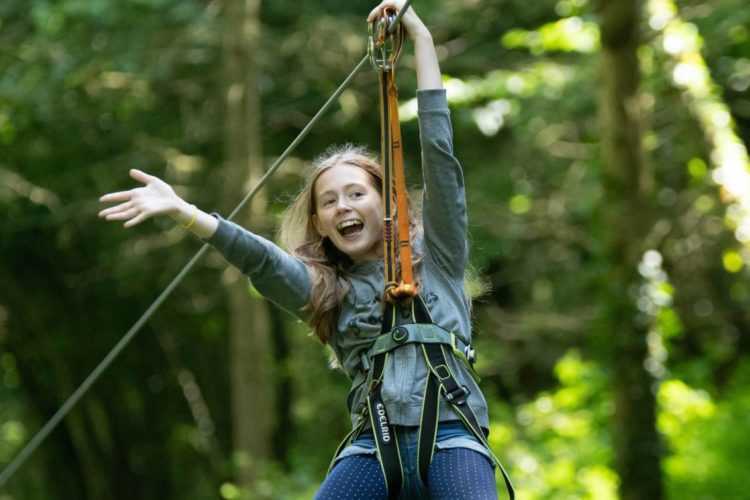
[222,0,274,491]
[596,0,663,498]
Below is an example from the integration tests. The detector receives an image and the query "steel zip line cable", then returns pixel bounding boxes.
[0,0,413,488]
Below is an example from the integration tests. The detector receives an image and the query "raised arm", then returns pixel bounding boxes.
[99,169,218,240]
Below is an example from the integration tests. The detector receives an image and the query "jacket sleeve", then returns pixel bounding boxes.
[206,216,311,320]
[417,89,468,278]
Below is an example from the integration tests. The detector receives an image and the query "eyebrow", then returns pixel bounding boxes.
[317,182,368,200]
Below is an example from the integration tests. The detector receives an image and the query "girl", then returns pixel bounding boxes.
[100,2,510,499]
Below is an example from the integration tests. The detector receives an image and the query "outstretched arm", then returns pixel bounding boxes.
[99,169,218,240]
[367,1,442,91]
[99,169,312,318]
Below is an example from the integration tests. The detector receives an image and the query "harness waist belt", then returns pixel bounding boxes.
[361,323,479,384]
[367,323,463,358]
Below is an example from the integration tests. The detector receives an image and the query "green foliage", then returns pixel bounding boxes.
[489,350,618,499]
[0,353,28,480]
[2,0,750,498]
[502,16,599,54]
[659,363,750,499]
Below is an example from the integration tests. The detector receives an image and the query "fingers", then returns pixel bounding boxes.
[103,207,139,222]
[123,211,149,228]
[99,169,167,228]
[99,189,134,204]
[99,202,151,228]
[129,168,155,184]
[368,1,421,37]
[368,1,402,23]
[99,169,152,204]
[98,200,133,218]
[367,5,380,22]
[99,168,160,209]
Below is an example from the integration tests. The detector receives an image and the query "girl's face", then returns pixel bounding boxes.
[312,163,383,263]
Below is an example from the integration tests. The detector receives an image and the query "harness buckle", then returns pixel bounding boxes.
[464,345,477,365]
[356,402,367,417]
[360,352,371,372]
[444,385,471,405]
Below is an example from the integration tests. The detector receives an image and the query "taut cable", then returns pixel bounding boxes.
[0,0,414,487]
[0,55,365,489]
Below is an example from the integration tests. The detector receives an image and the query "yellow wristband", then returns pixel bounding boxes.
[181,205,198,230]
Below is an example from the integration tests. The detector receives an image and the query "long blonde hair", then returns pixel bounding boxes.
[279,144,421,344]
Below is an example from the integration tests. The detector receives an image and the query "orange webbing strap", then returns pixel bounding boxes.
[372,6,417,304]
[389,71,417,299]
[379,67,418,304]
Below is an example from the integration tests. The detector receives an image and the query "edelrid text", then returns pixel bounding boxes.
[376,403,390,443]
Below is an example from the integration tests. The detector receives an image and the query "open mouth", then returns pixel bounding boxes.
[337,219,364,238]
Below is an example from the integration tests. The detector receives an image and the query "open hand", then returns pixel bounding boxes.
[99,169,185,228]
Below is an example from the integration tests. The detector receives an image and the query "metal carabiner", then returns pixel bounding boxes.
[368,7,405,72]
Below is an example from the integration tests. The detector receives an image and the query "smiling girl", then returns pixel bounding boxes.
[100,2,510,498]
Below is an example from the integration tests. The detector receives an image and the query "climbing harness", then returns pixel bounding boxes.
[328,8,515,500]
[330,295,515,499]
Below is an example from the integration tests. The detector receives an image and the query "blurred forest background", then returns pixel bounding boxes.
[2,0,750,498]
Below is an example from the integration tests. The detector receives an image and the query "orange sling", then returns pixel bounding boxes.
[370,8,417,304]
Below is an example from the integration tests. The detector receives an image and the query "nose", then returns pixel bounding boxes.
[336,198,351,212]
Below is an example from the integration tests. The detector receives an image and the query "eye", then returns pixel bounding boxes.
[350,190,364,198]
[322,198,335,206]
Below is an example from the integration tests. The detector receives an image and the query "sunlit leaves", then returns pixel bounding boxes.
[659,365,750,498]
[509,194,532,214]
[649,0,750,262]
[722,249,743,272]
[0,421,27,462]
[0,349,25,467]
[502,17,600,55]
[658,379,715,437]
[492,350,617,499]
[687,157,708,181]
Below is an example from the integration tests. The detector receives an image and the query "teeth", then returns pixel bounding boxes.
[337,220,362,230]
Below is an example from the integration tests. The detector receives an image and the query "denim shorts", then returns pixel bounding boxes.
[334,420,493,499]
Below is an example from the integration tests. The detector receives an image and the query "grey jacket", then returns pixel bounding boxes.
[207,89,489,430]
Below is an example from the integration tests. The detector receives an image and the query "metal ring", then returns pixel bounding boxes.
[368,9,405,72]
